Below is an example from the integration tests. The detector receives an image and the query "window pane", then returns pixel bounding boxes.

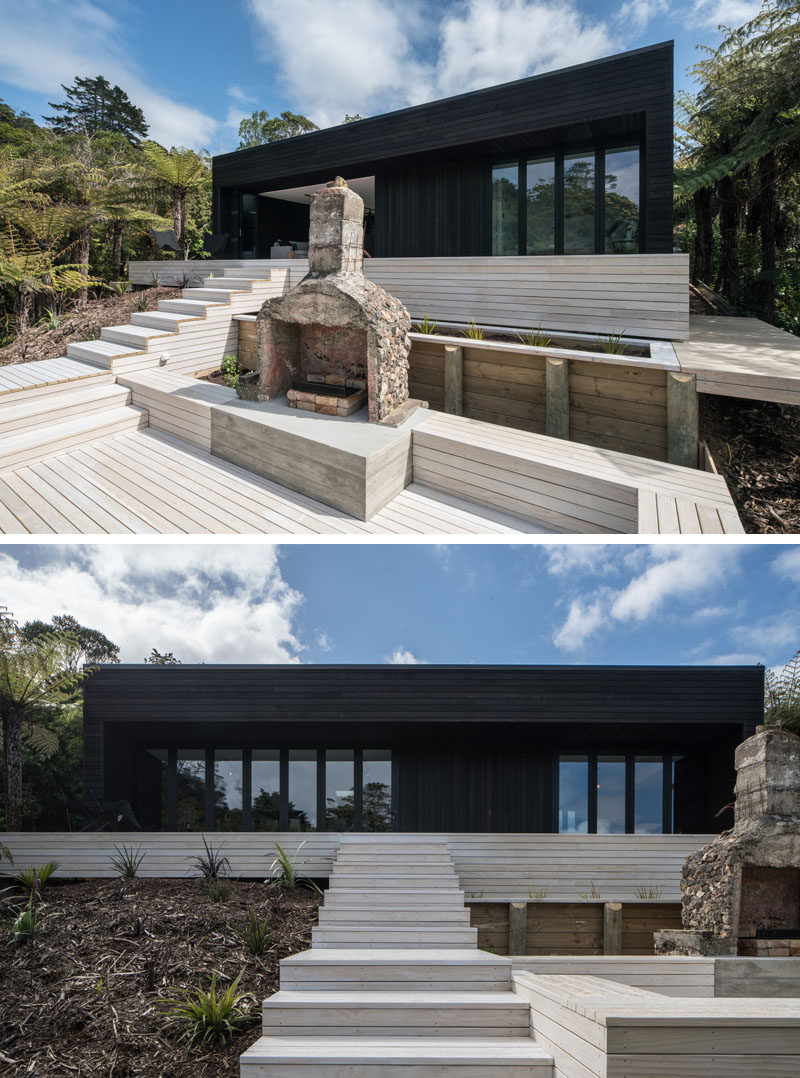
[526,157,555,255]
[326,750,355,831]
[214,750,243,831]
[605,146,639,253]
[635,756,663,834]
[176,750,205,831]
[597,755,626,834]
[241,192,258,258]
[492,162,519,256]
[564,153,595,254]
[558,755,588,833]
[145,749,168,830]
[363,750,392,832]
[288,749,316,831]
[252,750,280,831]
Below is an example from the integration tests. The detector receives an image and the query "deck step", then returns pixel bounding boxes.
[0,405,148,472]
[0,357,110,397]
[312,927,478,948]
[240,1036,553,1075]
[130,311,192,332]
[158,298,214,316]
[66,339,139,366]
[101,323,177,348]
[261,990,530,1037]
[280,949,511,991]
[200,277,258,291]
[318,909,471,923]
[0,383,131,437]
[180,287,235,303]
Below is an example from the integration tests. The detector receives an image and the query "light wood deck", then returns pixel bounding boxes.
[675,316,800,405]
[0,427,550,535]
[0,356,106,395]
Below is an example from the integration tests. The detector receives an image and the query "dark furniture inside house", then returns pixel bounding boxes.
[211,43,674,260]
[83,663,762,834]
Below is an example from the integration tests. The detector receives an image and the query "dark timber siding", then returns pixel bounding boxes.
[83,664,762,834]
[212,42,674,257]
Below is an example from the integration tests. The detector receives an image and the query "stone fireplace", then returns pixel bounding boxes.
[655,725,800,957]
[253,178,411,423]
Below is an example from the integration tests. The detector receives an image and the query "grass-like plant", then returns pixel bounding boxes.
[236,907,271,955]
[414,313,437,334]
[462,319,485,340]
[11,897,46,945]
[517,324,551,348]
[160,969,255,1046]
[110,844,146,880]
[106,281,130,297]
[578,881,602,900]
[40,307,61,330]
[16,860,59,897]
[0,841,12,867]
[191,836,231,881]
[221,353,240,388]
[595,330,628,354]
[132,291,151,312]
[633,883,663,900]
[528,885,549,901]
[267,842,321,893]
[207,878,232,903]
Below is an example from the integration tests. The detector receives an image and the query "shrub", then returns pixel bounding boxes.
[207,878,232,903]
[221,353,240,388]
[132,291,151,312]
[160,969,255,1046]
[11,897,45,945]
[267,841,321,893]
[110,844,146,880]
[236,907,271,955]
[0,841,12,868]
[191,836,231,881]
[16,860,59,897]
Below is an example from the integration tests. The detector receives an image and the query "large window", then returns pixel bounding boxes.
[493,146,640,256]
[326,750,355,831]
[252,750,280,831]
[288,749,317,831]
[491,163,519,256]
[176,750,205,831]
[363,749,392,832]
[214,750,243,831]
[558,752,672,833]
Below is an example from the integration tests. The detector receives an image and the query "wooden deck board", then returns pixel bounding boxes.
[0,356,105,394]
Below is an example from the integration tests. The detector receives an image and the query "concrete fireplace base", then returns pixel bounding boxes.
[209,395,429,519]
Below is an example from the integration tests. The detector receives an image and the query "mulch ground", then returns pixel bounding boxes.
[700,394,800,533]
[0,878,322,1077]
[0,288,181,368]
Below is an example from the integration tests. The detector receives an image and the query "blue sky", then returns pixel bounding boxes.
[1,542,798,669]
[0,0,762,153]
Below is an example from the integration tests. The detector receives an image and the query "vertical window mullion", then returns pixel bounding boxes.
[588,754,598,833]
[242,748,252,831]
[354,750,364,832]
[167,748,177,831]
[555,152,565,255]
[279,749,289,831]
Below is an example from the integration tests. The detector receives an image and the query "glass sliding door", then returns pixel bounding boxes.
[596,755,626,834]
[363,749,392,831]
[526,157,556,254]
[214,750,243,830]
[558,755,589,833]
[491,162,519,256]
[634,756,664,833]
[252,750,280,831]
[176,750,205,831]
[604,146,640,253]
[326,750,355,831]
[563,153,595,253]
[288,749,317,831]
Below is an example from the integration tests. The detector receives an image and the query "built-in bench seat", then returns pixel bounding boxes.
[413,412,743,534]
[117,369,236,450]
[512,972,800,1077]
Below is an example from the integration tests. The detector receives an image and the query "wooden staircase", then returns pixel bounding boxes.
[240,836,553,1075]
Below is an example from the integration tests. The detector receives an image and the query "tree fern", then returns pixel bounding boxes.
[764,650,800,734]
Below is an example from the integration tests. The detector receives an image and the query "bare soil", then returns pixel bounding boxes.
[700,394,800,533]
[0,288,181,368]
[0,878,321,1076]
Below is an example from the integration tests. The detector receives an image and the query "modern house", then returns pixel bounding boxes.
[83,663,762,835]
[211,42,674,260]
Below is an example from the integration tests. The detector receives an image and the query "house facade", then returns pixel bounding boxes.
[211,42,674,260]
[83,663,762,835]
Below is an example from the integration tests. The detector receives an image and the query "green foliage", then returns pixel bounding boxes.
[110,844,146,880]
[45,75,149,143]
[633,883,663,900]
[40,307,61,329]
[221,353,240,388]
[236,907,271,955]
[267,841,321,893]
[595,330,628,354]
[15,860,59,896]
[191,836,232,881]
[765,651,800,734]
[11,897,46,945]
[517,324,552,348]
[342,113,365,124]
[413,314,437,334]
[462,319,485,340]
[0,840,12,866]
[144,648,181,665]
[578,882,602,900]
[207,878,232,903]
[160,969,255,1046]
[237,110,318,149]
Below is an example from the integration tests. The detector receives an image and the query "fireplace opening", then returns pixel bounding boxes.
[737,864,800,939]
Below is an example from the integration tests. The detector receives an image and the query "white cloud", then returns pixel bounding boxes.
[315,630,332,652]
[688,0,762,29]
[773,547,800,583]
[0,546,303,664]
[386,647,427,664]
[436,1,616,98]
[616,0,670,29]
[552,596,608,653]
[609,546,739,623]
[544,545,618,577]
[730,613,800,653]
[702,652,763,665]
[0,1,219,147]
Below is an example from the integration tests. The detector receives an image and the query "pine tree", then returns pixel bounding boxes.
[45,75,149,143]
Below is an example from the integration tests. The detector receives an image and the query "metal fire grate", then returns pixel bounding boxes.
[291,380,355,398]
[755,928,800,939]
